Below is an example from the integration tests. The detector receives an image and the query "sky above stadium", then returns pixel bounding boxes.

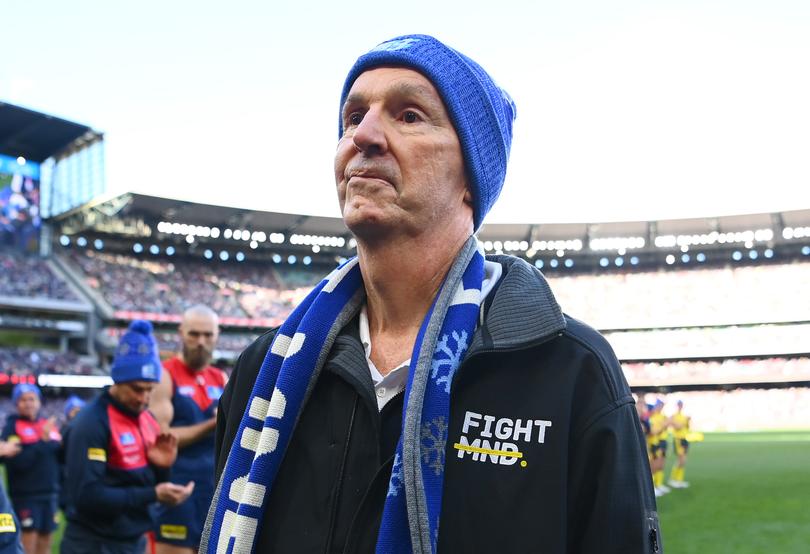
[3,0,810,224]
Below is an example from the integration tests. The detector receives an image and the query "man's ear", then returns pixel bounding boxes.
[463,187,473,206]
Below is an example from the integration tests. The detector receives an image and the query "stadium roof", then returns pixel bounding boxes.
[0,102,100,162]
[60,192,810,242]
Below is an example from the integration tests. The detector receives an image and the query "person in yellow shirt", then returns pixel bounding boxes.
[669,399,691,488]
[647,399,670,496]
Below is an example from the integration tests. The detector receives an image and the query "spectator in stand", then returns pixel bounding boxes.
[0,440,24,554]
[150,306,227,554]
[61,321,193,554]
[0,252,76,301]
[0,384,61,554]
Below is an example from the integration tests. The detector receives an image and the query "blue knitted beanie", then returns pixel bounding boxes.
[64,395,86,417]
[12,383,41,404]
[339,34,516,231]
[110,320,162,383]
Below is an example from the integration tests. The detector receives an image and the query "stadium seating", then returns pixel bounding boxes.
[0,251,79,301]
[547,262,810,328]
[0,348,99,378]
[67,251,317,323]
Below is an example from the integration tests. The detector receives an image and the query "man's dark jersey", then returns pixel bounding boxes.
[64,389,167,540]
[0,415,61,499]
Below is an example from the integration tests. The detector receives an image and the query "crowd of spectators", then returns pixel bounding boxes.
[624,356,810,387]
[606,323,810,361]
[0,250,79,301]
[548,261,810,329]
[67,252,810,331]
[68,251,319,321]
[0,347,98,378]
[69,251,247,317]
[645,387,810,432]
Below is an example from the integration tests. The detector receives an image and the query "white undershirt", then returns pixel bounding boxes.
[359,260,503,410]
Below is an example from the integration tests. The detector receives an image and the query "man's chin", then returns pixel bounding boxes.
[186,355,212,370]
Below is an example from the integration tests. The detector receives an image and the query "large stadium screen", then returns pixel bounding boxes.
[0,153,41,252]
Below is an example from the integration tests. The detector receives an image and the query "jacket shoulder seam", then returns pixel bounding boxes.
[561,323,623,400]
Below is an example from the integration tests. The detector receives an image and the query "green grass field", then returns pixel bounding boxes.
[657,430,810,553]
[3,431,807,553]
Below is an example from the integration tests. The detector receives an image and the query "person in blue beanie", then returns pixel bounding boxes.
[61,320,194,554]
[203,35,659,554]
[56,395,86,513]
[0,383,61,554]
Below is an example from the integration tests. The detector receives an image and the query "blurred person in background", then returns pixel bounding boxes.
[57,396,86,512]
[0,440,24,554]
[668,399,691,488]
[61,320,193,554]
[648,399,670,497]
[150,306,226,554]
[0,384,61,554]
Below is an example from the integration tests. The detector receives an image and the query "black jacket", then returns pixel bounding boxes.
[210,256,662,553]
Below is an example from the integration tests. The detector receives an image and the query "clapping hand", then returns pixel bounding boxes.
[0,441,21,457]
[147,432,178,468]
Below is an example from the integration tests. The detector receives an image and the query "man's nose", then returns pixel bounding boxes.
[352,109,388,155]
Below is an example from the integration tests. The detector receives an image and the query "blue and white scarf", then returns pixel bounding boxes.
[202,237,484,554]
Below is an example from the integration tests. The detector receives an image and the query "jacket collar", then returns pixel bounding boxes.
[469,254,567,353]
[325,254,566,384]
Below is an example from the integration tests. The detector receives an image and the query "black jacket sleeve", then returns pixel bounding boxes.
[66,411,157,514]
[564,320,662,553]
[567,401,662,553]
[214,329,278,483]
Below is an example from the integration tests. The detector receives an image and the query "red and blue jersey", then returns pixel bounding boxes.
[0,415,61,499]
[63,389,168,540]
[164,357,225,484]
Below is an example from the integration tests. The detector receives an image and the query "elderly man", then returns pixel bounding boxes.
[62,320,194,554]
[150,305,227,554]
[203,34,660,554]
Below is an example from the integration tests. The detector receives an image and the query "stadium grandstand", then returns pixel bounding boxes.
[2,103,810,435]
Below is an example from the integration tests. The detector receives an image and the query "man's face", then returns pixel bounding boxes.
[113,380,156,413]
[16,392,40,420]
[180,312,219,370]
[335,67,472,240]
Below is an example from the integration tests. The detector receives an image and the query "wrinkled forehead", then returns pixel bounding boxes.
[343,66,451,118]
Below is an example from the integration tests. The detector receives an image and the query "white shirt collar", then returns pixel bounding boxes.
[359,259,502,409]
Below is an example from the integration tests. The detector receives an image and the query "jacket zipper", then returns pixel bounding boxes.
[324,394,359,554]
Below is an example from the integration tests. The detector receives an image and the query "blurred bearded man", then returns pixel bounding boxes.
[150,305,227,554]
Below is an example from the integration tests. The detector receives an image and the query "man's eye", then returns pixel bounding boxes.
[403,111,419,123]
[348,112,363,126]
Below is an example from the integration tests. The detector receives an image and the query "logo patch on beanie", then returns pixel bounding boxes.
[141,364,157,379]
[371,37,419,53]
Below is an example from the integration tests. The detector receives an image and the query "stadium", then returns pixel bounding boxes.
[2,88,809,554]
